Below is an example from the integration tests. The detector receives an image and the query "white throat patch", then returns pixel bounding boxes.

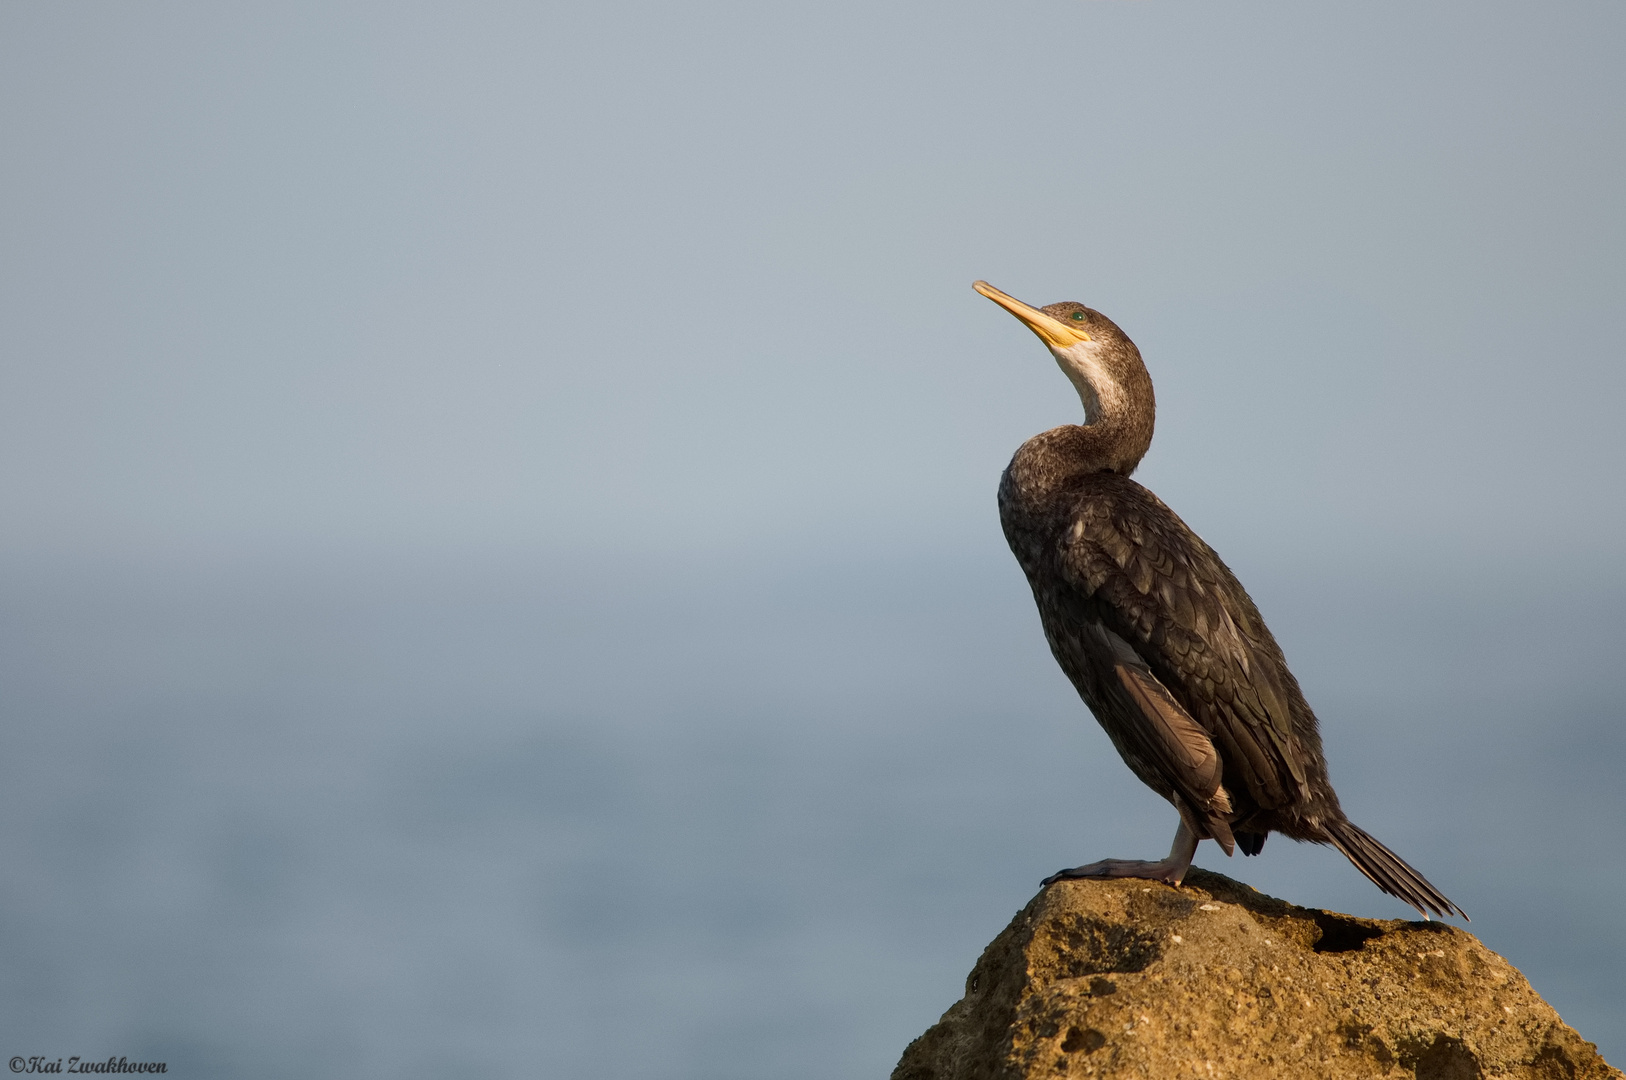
[1052,340,1126,425]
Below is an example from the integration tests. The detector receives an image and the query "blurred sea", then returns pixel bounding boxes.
[0,552,1621,1077]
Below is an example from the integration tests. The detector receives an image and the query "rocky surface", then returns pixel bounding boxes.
[894,869,1619,1080]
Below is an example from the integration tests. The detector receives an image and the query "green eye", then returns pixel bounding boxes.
[1070,311,1086,321]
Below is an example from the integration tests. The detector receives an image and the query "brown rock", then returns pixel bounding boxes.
[893,868,1619,1080]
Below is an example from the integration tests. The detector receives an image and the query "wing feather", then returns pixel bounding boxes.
[1092,624,1236,855]
[1054,479,1312,813]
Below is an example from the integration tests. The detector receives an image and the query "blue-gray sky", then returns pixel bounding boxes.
[3,0,1622,572]
[1,2,1623,1076]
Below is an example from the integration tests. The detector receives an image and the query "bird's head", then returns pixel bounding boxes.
[974,280,1154,473]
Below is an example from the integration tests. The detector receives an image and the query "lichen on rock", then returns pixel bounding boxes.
[893,868,1619,1080]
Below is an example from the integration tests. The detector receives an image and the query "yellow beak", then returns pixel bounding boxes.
[973,280,1091,348]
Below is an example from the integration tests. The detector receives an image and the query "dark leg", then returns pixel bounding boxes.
[1041,820,1198,887]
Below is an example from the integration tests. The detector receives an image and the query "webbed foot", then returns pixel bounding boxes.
[1041,821,1199,888]
[1042,858,1191,887]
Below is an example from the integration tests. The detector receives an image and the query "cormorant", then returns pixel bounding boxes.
[976,279,1464,920]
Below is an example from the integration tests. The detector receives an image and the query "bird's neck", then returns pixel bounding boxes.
[1005,414,1152,501]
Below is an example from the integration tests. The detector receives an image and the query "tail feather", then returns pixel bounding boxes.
[1324,819,1467,921]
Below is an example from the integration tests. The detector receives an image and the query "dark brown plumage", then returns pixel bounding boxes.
[976,280,1464,920]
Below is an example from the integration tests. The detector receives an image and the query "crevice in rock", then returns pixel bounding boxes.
[1061,1027,1106,1054]
[1312,911,1385,953]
